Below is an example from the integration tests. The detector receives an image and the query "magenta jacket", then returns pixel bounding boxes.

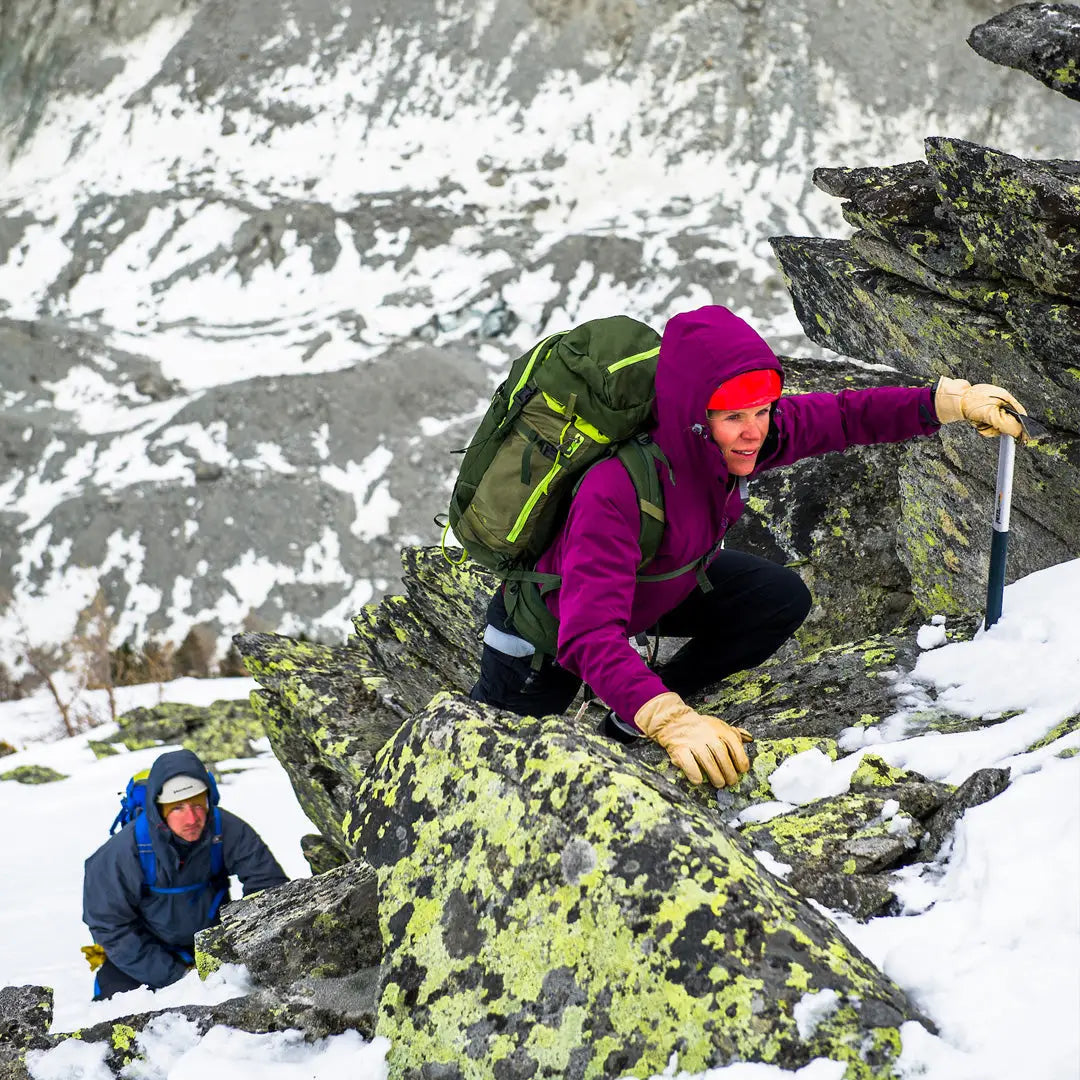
[534,305,940,723]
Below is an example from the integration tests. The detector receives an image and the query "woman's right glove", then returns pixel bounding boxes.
[933,377,1027,440]
[633,692,752,787]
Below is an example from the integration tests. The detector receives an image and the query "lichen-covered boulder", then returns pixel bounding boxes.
[88,698,265,766]
[236,547,497,858]
[0,765,67,784]
[236,634,402,854]
[348,545,496,712]
[969,2,1080,102]
[0,985,52,1080]
[300,832,350,875]
[195,860,381,995]
[348,694,932,1079]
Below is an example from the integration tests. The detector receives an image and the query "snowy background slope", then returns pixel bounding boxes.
[2,559,1078,1078]
[1,0,1075,677]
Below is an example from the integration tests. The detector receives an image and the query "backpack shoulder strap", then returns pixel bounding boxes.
[133,814,157,888]
[209,807,224,879]
[614,437,667,569]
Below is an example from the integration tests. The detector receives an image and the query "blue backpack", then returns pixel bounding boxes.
[110,769,228,924]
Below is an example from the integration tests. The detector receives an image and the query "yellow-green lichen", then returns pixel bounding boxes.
[850,754,911,788]
[195,949,222,979]
[111,1024,136,1052]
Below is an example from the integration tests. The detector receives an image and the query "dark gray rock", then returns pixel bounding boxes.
[920,767,1012,859]
[195,860,381,991]
[787,868,897,921]
[0,986,53,1052]
[969,3,1080,101]
[769,234,1080,618]
[926,137,1080,298]
[300,832,349,875]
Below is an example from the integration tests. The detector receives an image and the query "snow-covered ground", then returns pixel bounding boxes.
[2,562,1078,1078]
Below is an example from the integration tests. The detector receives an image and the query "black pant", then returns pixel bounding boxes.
[93,958,145,1000]
[470,549,811,722]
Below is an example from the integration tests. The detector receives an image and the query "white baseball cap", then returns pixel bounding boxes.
[157,774,208,804]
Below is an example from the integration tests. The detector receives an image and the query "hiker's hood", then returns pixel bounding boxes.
[145,749,217,832]
[653,305,783,480]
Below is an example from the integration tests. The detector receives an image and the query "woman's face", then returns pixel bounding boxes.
[707,405,772,475]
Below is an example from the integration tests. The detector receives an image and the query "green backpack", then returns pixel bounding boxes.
[446,315,698,659]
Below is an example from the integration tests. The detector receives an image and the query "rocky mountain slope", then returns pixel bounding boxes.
[1,0,1074,680]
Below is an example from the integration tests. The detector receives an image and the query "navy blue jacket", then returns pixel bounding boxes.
[83,749,288,989]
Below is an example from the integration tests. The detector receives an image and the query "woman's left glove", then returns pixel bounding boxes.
[934,377,1027,440]
[633,692,752,788]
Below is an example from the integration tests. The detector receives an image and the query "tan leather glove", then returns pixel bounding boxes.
[934,377,1027,440]
[634,692,752,787]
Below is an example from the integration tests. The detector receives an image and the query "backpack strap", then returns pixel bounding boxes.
[134,814,158,888]
[614,437,667,569]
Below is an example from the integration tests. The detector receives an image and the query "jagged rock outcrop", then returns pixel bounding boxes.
[969,2,1080,101]
[767,11,1079,620]
[195,860,381,994]
[238,548,496,862]
[772,136,1080,618]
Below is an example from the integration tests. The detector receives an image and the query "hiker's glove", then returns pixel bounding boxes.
[634,692,752,787]
[934,377,1027,441]
[81,944,107,972]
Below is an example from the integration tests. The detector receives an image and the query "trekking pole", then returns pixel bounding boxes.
[985,433,1015,629]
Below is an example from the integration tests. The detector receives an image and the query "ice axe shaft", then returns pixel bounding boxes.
[985,434,1015,629]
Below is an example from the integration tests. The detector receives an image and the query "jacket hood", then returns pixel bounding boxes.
[145,749,217,832]
[653,305,783,480]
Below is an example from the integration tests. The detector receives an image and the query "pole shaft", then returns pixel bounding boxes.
[985,528,1009,628]
[985,435,1015,629]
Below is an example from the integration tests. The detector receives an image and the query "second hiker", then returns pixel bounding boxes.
[82,748,288,1000]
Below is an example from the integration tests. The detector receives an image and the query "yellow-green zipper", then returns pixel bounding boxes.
[607,345,659,373]
[506,333,561,413]
[506,433,584,541]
